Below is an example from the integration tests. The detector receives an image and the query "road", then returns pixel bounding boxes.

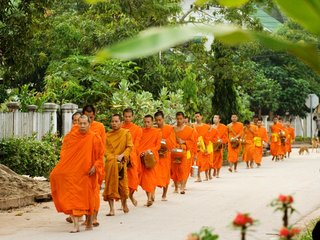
[1,149,320,240]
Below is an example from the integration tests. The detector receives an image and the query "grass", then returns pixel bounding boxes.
[298,217,319,240]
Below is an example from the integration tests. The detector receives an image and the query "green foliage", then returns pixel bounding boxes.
[297,218,319,240]
[44,56,138,107]
[0,135,61,177]
[190,226,219,240]
[110,80,184,125]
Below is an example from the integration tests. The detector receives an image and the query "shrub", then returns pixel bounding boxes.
[0,135,61,177]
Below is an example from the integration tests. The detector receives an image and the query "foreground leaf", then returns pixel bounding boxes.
[94,24,320,73]
[274,0,320,35]
[218,0,250,8]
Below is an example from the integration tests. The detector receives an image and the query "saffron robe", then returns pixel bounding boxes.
[103,128,133,201]
[90,121,106,212]
[122,122,142,192]
[171,125,197,182]
[207,123,228,169]
[270,123,284,157]
[138,128,162,193]
[155,125,176,187]
[242,124,258,162]
[50,128,104,216]
[194,124,210,172]
[253,126,268,164]
[227,122,244,163]
[285,126,295,153]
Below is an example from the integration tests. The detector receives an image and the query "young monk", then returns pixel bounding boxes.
[103,114,133,216]
[72,112,81,125]
[253,119,268,166]
[154,111,176,201]
[121,108,142,206]
[171,112,197,194]
[241,120,258,168]
[270,116,284,161]
[193,112,210,182]
[82,105,106,227]
[50,115,104,233]
[284,121,295,158]
[138,115,162,207]
[208,115,228,178]
[227,114,243,172]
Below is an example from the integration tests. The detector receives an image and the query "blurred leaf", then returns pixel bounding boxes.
[218,0,250,8]
[95,24,320,73]
[194,0,209,7]
[274,0,320,35]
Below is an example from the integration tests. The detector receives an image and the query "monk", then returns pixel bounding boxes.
[284,121,295,158]
[253,119,268,166]
[121,108,142,206]
[138,115,161,207]
[227,114,243,172]
[171,112,197,194]
[193,112,210,182]
[270,116,285,161]
[277,117,287,159]
[241,120,258,168]
[208,115,228,178]
[154,111,176,201]
[50,115,104,233]
[103,114,133,216]
[82,105,106,226]
[72,112,81,125]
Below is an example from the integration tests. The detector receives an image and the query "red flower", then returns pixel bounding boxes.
[278,194,287,203]
[233,213,254,227]
[287,196,294,204]
[279,227,290,237]
[277,194,294,204]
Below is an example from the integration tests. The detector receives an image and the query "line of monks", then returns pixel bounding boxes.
[50,106,295,233]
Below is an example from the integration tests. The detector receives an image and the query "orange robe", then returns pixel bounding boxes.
[253,126,268,164]
[242,124,258,162]
[89,121,106,212]
[50,127,104,216]
[208,124,228,169]
[194,124,210,172]
[205,127,218,168]
[270,123,284,157]
[122,122,142,192]
[285,127,295,153]
[227,122,244,163]
[103,128,133,201]
[155,125,176,187]
[138,128,162,193]
[171,126,197,182]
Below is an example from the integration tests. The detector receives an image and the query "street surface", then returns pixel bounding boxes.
[1,148,319,240]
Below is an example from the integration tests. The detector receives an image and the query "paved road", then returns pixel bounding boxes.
[1,149,320,240]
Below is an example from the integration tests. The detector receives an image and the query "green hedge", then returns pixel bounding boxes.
[0,134,61,178]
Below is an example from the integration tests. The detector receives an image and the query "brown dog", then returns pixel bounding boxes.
[299,146,309,155]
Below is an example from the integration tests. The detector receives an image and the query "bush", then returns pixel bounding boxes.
[0,135,61,178]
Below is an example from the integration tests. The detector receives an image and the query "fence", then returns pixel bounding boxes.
[0,102,317,139]
[0,102,79,140]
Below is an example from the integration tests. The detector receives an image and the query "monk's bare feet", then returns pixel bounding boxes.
[123,205,129,214]
[228,167,232,172]
[70,229,80,233]
[129,195,138,207]
[195,178,202,182]
[145,200,153,207]
[161,196,167,201]
[92,221,99,227]
[106,212,115,216]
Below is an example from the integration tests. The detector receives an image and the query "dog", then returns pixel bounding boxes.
[311,137,319,152]
[298,146,309,155]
